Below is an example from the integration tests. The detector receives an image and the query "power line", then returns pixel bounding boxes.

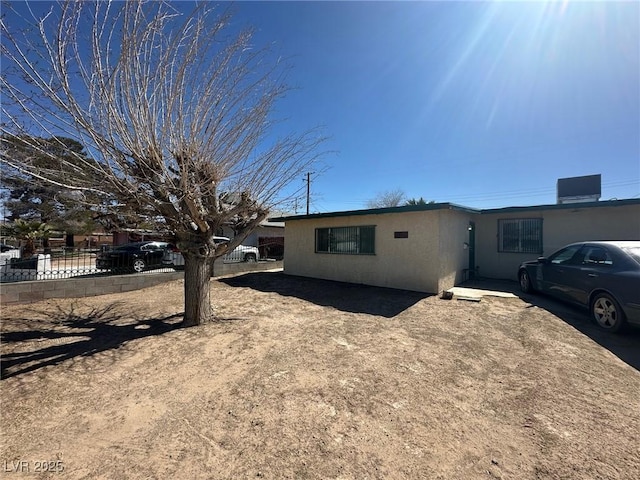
[318,179,639,205]
[310,178,639,212]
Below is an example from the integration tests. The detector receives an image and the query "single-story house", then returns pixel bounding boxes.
[271,198,640,294]
[272,203,477,294]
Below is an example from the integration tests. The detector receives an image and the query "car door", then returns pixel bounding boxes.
[539,244,584,301]
[148,243,167,266]
[565,245,615,306]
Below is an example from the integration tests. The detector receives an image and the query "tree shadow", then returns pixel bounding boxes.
[1,302,184,379]
[461,278,640,372]
[220,272,431,318]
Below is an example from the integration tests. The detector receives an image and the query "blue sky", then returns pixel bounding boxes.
[230,0,639,212]
[3,1,639,215]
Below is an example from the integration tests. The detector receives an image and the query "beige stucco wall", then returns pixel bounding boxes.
[475,203,640,280]
[437,210,475,292]
[283,209,473,293]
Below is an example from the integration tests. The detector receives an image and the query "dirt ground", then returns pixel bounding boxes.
[1,272,639,479]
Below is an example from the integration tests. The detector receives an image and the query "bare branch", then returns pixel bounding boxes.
[2,0,325,236]
[1,0,327,325]
[366,188,407,209]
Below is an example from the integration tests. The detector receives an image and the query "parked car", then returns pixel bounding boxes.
[96,241,169,273]
[518,241,640,332]
[162,236,259,268]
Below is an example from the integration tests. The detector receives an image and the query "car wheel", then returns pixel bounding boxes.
[244,253,257,263]
[519,269,533,293]
[591,293,625,333]
[132,258,146,273]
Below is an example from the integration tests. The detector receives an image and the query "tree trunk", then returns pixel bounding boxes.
[23,238,36,257]
[182,253,214,327]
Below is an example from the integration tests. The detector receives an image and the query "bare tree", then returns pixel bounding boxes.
[366,188,406,209]
[1,1,325,326]
[405,197,435,206]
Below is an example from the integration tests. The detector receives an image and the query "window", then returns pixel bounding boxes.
[315,226,375,255]
[498,218,542,253]
[582,246,613,266]
[549,244,582,265]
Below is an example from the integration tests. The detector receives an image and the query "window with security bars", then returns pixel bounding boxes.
[315,226,375,255]
[498,218,542,253]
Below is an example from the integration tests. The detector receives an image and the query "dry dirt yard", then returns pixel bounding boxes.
[1,272,639,480]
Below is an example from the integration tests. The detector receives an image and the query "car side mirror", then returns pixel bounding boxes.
[537,256,549,264]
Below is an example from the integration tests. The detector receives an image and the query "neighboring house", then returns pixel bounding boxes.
[243,220,285,259]
[272,198,640,294]
[111,220,285,259]
[112,229,164,245]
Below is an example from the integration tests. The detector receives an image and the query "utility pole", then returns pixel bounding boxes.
[306,172,311,215]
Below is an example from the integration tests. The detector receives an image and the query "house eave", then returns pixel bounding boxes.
[270,198,640,222]
[479,198,640,215]
[269,202,480,222]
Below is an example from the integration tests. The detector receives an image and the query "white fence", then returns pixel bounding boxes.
[0,254,54,283]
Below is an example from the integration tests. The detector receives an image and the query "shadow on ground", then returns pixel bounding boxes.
[221,272,430,318]
[1,302,183,379]
[461,278,640,371]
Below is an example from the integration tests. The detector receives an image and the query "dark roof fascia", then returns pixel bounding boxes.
[269,202,480,222]
[479,198,640,215]
[269,198,640,222]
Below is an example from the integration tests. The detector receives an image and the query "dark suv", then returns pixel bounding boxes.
[96,241,169,273]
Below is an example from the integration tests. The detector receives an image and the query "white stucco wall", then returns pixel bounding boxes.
[282,208,474,293]
[475,202,640,280]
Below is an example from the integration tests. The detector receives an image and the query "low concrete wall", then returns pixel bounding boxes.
[212,259,281,278]
[0,261,282,306]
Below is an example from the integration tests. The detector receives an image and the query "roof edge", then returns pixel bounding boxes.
[269,202,479,222]
[479,197,640,214]
[269,198,640,222]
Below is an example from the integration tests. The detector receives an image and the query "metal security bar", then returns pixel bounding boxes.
[498,218,542,253]
[315,226,375,255]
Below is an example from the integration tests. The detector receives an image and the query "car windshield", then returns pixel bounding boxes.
[621,246,640,265]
